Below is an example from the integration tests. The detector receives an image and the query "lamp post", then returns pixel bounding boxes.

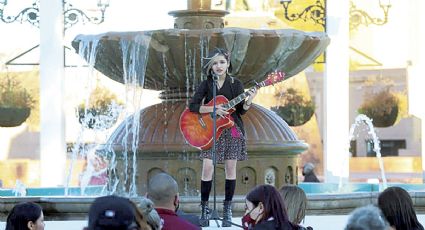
[0,0,40,27]
[0,0,110,30]
[279,0,326,29]
[63,0,110,30]
[349,0,391,31]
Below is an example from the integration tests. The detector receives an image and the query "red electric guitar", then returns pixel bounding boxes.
[179,71,285,150]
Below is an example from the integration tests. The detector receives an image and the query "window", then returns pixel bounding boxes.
[350,140,357,157]
[366,139,406,157]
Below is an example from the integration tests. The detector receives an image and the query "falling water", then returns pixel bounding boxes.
[112,33,151,196]
[64,33,151,196]
[340,114,388,191]
[13,180,27,197]
[65,36,101,196]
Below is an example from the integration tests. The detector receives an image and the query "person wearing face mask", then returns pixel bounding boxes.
[146,172,200,230]
[189,47,257,227]
[242,185,299,230]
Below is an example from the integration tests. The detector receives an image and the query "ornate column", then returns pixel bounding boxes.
[39,0,66,186]
[324,0,350,183]
[407,1,425,182]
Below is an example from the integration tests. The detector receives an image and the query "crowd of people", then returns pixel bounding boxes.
[5,176,424,230]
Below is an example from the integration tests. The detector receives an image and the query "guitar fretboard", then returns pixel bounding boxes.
[223,86,259,111]
[221,71,284,111]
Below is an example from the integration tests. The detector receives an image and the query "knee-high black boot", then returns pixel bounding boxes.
[200,201,210,227]
[222,200,232,227]
[200,180,212,227]
[222,179,236,227]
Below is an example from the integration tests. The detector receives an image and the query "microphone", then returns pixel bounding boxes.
[212,73,219,81]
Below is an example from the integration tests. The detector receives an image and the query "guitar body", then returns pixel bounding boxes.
[179,95,235,150]
[180,71,285,150]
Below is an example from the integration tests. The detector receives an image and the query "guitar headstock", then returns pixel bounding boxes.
[260,71,286,87]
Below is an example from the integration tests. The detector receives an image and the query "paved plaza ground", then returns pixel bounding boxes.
[2,215,425,230]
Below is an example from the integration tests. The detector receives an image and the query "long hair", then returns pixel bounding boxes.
[202,47,232,78]
[279,185,307,224]
[378,186,424,230]
[246,184,292,229]
[6,202,43,230]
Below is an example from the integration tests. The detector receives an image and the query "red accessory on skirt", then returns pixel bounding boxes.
[230,126,241,138]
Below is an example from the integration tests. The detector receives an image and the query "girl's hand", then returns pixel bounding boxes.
[215,104,229,118]
[247,88,258,101]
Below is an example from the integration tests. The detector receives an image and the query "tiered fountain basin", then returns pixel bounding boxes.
[3,183,425,220]
[72,28,330,90]
[71,28,329,196]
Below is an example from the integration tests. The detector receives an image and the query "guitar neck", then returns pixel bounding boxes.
[222,71,285,111]
[224,85,259,110]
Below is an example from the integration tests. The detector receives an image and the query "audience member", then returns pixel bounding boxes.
[302,163,320,183]
[279,185,312,229]
[132,197,162,230]
[130,203,152,230]
[175,209,201,227]
[378,186,424,230]
[6,201,45,230]
[147,173,200,230]
[344,204,389,230]
[243,184,298,230]
[86,195,139,230]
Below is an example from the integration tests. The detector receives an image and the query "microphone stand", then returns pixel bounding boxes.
[209,73,220,226]
[208,74,243,228]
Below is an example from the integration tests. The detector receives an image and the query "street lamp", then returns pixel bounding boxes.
[350,0,391,31]
[0,0,40,27]
[279,0,326,29]
[0,0,110,30]
[63,0,110,30]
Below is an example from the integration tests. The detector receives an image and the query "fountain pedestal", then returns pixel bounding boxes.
[102,99,307,196]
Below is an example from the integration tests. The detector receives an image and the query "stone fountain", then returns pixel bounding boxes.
[0,0,335,220]
[71,0,329,198]
[2,1,425,222]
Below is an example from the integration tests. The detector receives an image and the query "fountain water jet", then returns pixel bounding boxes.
[341,114,388,191]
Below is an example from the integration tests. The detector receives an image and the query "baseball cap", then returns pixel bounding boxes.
[88,195,138,230]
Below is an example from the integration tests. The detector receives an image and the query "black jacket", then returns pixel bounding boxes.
[252,219,298,230]
[189,75,248,134]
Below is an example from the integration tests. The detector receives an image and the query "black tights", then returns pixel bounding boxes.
[200,179,236,201]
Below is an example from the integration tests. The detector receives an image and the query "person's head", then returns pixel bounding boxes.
[279,185,307,224]
[378,186,424,230]
[87,195,139,230]
[6,202,44,230]
[128,201,152,230]
[345,205,389,230]
[147,172,179,211]
[302,163,315,175]
[203,47,231,78]
[245,184,290,228]
[132,197,162,230]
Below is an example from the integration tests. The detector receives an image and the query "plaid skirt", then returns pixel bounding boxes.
[200,125,247,163]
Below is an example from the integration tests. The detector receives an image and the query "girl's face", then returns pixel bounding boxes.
[245,200,264,223]
[211,55,229,77]
[28,212,45,230]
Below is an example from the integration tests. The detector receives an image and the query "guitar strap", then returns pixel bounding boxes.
[205,76,236,100]
[229,76,235,99]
